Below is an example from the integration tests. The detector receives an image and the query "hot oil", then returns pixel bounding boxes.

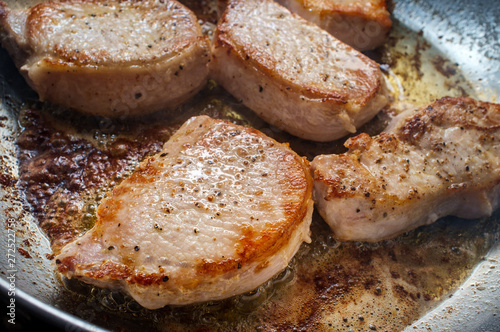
[12,8,499,332]
[59,213,498,331]
[373,21,478,114]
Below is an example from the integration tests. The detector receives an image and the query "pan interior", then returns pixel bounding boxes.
[0,0,498,331]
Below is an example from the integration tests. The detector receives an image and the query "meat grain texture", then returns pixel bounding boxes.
[55,116,314,309]
[0,0,211,116]
[277,0,392,51]
[211,0,389,142]
[312,97,500,242]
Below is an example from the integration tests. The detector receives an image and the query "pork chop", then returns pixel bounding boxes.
[0,0,211,117]
[276,0,392,51]
[312,97,500,242]
[210,0,388,142]
[55,115,314,309]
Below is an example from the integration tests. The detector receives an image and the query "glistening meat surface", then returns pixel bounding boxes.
[0,0,211,116]
[312,97,500,242]
[211,0,388,142]
[55,115,314,309]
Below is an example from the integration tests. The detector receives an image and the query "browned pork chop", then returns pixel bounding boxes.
[55,115,314,309]
[312,97,500,242]
[0,0,210,117]
[211,0,388,142]
[277,0,392,50]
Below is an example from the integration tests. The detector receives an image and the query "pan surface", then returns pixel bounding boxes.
[1,0,499,331]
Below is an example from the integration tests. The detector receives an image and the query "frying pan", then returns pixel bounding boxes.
[0,0,499,331]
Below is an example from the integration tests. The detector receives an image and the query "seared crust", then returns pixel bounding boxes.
[277,0,392,50]
[0,0,211,116]
[312,97,500,242]
[56,115,314,309]
[211,0,388,142]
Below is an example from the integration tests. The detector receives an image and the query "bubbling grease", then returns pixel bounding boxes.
[57,210,498,331]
